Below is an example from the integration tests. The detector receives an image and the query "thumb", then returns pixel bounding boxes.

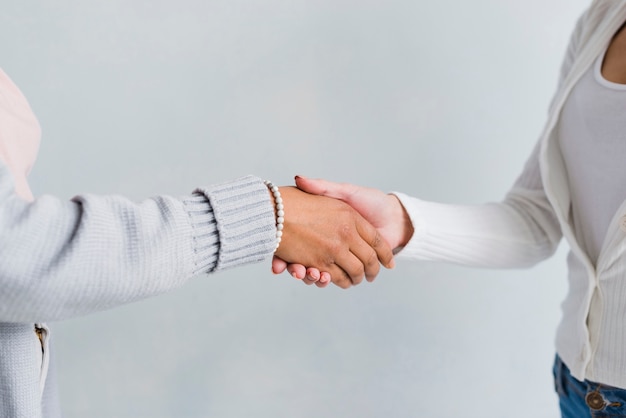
[294,175,351,200]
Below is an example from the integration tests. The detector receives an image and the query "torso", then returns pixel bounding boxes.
[557,21,626,264]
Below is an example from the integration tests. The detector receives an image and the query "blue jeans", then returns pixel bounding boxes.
[553,355,626,417]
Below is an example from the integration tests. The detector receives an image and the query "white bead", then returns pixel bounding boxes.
[264,179,285,253]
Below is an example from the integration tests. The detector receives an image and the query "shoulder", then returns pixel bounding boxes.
[579,0,625,37]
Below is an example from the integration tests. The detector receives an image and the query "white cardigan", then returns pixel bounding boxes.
[395,0,626,388]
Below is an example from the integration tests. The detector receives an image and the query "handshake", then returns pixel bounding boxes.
[270,176,414,289]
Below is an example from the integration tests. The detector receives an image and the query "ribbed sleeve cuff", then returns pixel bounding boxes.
[389,192,430,261]
[391,192,494,264]
[185,175,277,274]
[390,191,488,263]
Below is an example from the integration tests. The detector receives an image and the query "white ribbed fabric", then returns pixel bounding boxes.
[0,69,278,417]
[394,0,626,389]
[559,49,626,265]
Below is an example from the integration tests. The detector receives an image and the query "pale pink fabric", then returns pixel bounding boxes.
[0,68,41,201]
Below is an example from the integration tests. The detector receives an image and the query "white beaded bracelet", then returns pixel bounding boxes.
[264,180,284,251]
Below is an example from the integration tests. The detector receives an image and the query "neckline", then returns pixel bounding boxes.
[594,47,626,90]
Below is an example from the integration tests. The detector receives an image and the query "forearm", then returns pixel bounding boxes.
[393,188,562,268]
[0,172,276,323]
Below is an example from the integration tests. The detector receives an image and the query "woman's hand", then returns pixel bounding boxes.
[273,186,395,289]
[273,177,414,287]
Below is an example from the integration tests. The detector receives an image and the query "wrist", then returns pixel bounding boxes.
[264,180,284,251]
[387,194,414,251]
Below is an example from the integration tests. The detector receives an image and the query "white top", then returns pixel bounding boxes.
[559,49,626,264]
[394,0,626,388]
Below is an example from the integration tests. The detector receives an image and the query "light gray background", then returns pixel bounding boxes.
[3,1,588,417]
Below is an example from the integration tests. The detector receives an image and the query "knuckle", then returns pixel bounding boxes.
[371,231,382,248]
[323,254,337,268]
[338,223,352,239]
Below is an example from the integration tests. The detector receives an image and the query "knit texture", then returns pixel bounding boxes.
[0,169,277,417]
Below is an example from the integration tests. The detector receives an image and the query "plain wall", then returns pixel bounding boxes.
[2,1,588,417]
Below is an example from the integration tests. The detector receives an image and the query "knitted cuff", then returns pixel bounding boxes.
[185,175,277,274]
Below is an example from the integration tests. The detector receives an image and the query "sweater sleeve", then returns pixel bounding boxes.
[0,164,277,323]
[392,9,592,269]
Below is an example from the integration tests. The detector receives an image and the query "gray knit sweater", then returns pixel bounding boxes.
[0,166,277,417]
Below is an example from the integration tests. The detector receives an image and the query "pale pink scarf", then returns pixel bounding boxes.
[0,68,41,202]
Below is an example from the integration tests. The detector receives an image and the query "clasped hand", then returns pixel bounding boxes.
[272,177,414,289]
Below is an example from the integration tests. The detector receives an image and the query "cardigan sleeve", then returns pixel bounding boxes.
[392,142,562,268]
[392,9,594,269]
[393,140,563,268]
[0,164,277,323]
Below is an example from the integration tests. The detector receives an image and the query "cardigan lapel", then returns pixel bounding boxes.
[539,1,626,270]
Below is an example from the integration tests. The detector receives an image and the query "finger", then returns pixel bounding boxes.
[331,248,366,286]
[302,270,320,285]
[295,176,354,201]
[355,217,395,270]
[284,255,350,288]
[287,264,307,280]
[330,274,352,289]
[349,238,381,283]
[323,264,353,289]
[306,267,321,282]
[272,256,288,274]
[313,270,331,288]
